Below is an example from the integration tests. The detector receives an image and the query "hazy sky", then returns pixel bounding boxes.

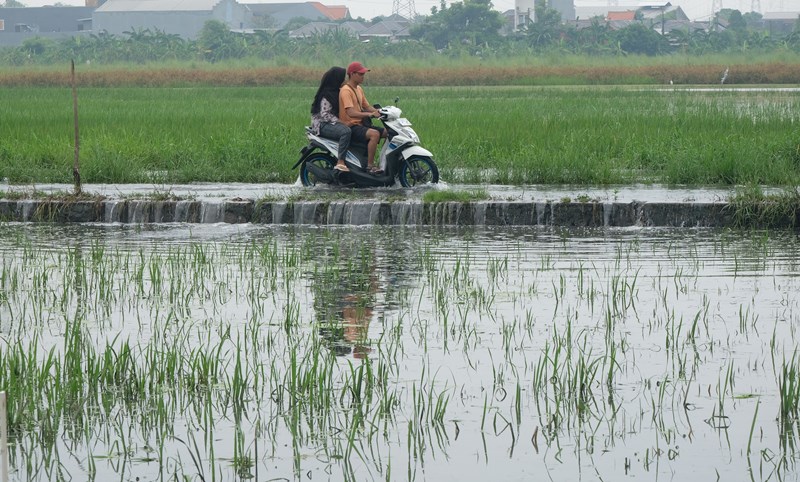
[19,0,800,21]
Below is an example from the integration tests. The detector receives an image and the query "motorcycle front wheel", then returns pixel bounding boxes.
[300,153,336,187]
[399,156,439,187]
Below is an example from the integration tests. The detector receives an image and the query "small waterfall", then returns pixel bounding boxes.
[348,203,374,225]
[175,201,192,222]
[19,200,37,221]
[368,202,382,224]
[434,203,445,225]
[390,201,423,225]
[104,200,122,223]
[412,203,424,224]
[271,202,287,224]
[430,203,443,225]
[603,202,613,227]
[200,202,224,223]
[0,198,760,228]
[431,202,461,225]
[473,202,487,226]
[498,202,509,225]
[129,201,148,223]
[535,202,547,226]
[293,203,305,224]
[152,202,165,223]
[450,202,462,225]
[328,202,346,225]
[294,202,319,225]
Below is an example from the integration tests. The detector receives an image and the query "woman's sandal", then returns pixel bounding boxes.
[334,163,350,172]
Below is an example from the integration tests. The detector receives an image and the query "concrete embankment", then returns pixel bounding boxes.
[1,198,798,228]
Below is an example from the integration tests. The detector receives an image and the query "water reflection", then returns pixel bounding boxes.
[312,241,379,358]
[1,223,800,482]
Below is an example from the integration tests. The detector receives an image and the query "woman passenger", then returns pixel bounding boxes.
[311,66,351,172]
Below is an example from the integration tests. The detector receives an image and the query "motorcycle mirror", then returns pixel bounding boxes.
[373,104,381,109]
[394,97,400,104]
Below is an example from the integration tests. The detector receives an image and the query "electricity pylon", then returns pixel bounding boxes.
[392,0,417,20]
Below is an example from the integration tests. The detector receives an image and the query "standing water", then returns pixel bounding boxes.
[0,223,798,481]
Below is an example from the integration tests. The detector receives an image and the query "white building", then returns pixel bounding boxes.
[93,0,251,39]
[515,0,576,29]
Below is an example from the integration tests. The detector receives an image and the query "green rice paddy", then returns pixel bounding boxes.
[0,223,799,480]
[2,85,799,186]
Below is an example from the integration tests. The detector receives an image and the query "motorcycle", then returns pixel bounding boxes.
[293,103,439,188]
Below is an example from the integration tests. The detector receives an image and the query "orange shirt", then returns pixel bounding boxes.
[338,84,370,127]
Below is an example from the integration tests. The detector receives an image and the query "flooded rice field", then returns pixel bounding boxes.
[1,223,800,481]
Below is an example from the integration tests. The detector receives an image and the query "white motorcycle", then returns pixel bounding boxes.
[294,104,439,188]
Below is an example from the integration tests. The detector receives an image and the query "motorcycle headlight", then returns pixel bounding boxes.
[403,128,419,143]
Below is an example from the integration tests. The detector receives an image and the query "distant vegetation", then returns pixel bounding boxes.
[2,0,800,67]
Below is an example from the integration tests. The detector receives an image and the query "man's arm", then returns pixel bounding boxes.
[360,88,379,114]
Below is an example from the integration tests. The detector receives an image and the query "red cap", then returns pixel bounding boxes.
[347,61,369,75]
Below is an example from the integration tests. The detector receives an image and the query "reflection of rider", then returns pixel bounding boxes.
[315,246,379,358]
[311,66,351,173]
[340,291,375,359]
[339,61,386,175]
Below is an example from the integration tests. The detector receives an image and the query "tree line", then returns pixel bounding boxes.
[3,0,800,65]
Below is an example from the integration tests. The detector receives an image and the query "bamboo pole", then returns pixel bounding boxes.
[0,391,8,482]
[71,60,82,196]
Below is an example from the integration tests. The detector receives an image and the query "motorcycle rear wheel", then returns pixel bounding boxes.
[300,153,336,187]
[399,156,439,187]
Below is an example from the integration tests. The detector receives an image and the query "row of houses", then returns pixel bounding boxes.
[2,0,800,47]
[287,18,409,40]
[0,0,356,46]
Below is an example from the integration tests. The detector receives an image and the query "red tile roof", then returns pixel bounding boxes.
[310,2,350,20]
[607,10,636,21]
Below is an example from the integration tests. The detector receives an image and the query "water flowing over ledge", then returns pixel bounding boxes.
[1,199,798,228]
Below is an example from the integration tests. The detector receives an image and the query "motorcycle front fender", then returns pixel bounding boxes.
[401,146,434,160]
[292,145,315,170]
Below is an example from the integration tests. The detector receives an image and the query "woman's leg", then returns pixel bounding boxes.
[320,123,352,163]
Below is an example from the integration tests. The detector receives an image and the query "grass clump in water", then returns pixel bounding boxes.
[728,185,800,228]
[423,189,489,203]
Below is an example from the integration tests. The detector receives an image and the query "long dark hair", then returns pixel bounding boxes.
[311,66,346,116]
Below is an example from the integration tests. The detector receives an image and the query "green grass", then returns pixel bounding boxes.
[728,185,800,228]
[2,85,799,186]
[423,188,489,203]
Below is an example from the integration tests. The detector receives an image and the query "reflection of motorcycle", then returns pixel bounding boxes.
[294,105,440,188]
